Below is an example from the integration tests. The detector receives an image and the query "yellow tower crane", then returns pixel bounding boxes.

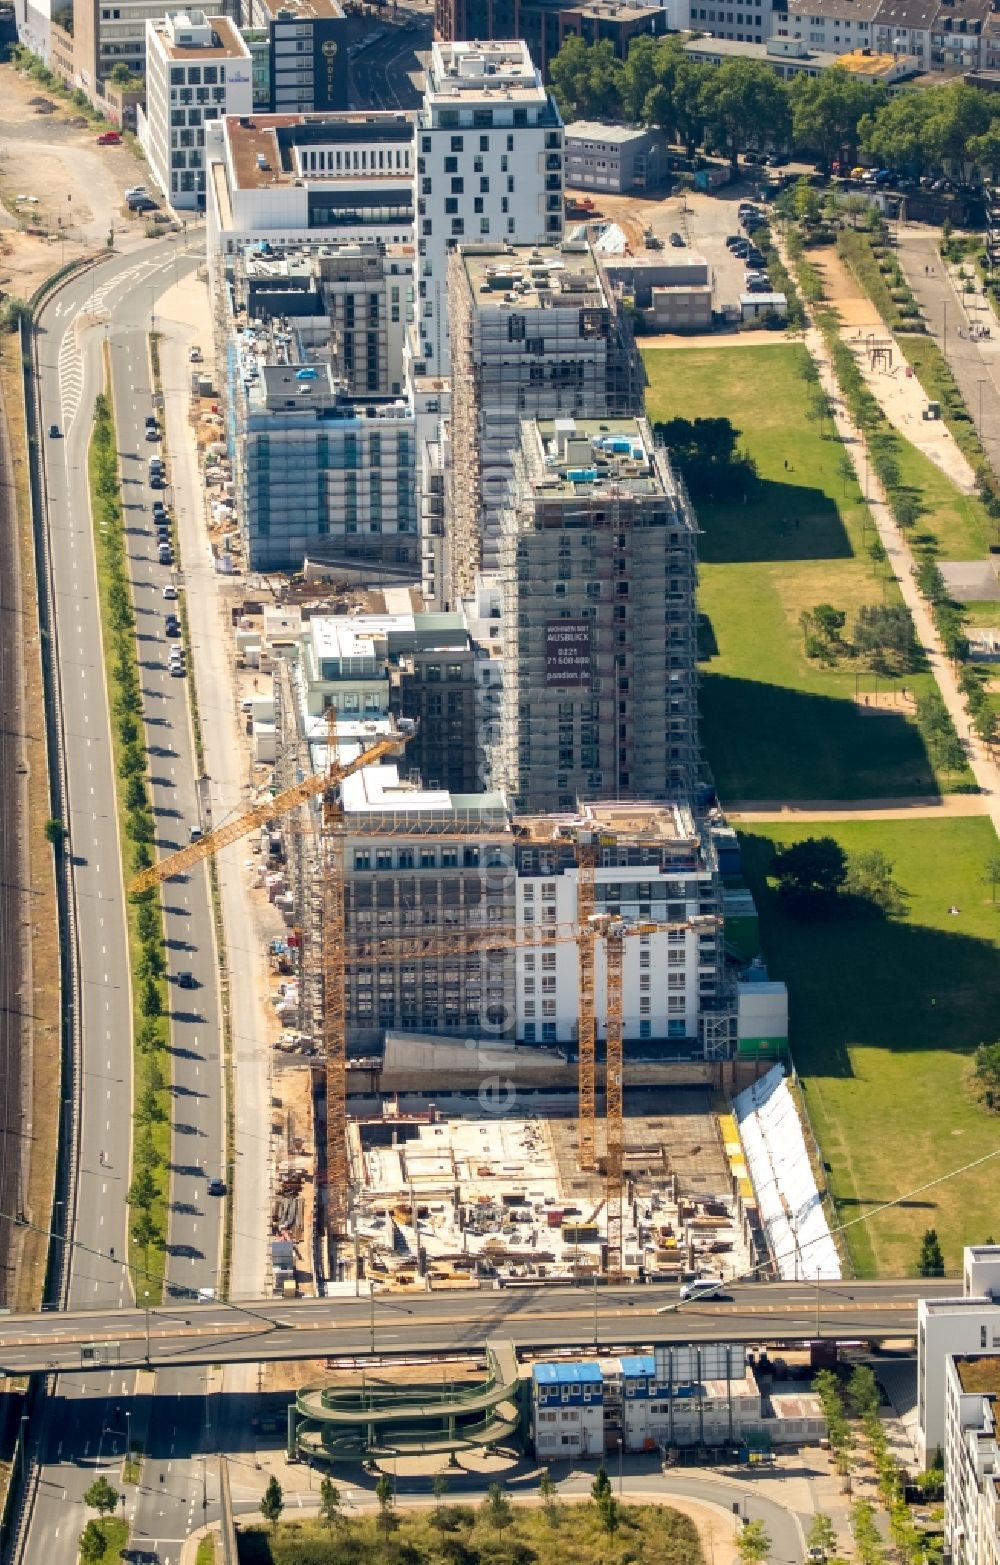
[129,723,412,1248]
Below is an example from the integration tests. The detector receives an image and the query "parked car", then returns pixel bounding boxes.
[48,423,60,438]
[726,234,744,250]
[97,131,122,145]
[162,583,179,600]
[207,1178,226,1196]
[743,151,765,166]
[189,825,203,842]
[767,151,789,167]
[669,231,685,247]
[158,545,173,565]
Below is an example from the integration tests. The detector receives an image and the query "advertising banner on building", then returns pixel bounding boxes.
[545,619,591,686]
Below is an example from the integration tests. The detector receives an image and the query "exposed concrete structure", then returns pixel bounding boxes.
[446,240,641,603]
[493,415,699,811]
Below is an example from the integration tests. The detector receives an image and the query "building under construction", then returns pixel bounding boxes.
[446,240,641,605]
[492,414,699,811]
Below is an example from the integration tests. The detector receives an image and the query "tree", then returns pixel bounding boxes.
[844,849,908,918]
[918,1228,945,1277]
[135,1081,165,1126]
[770,837,848,911]
[596,1492,620,1535]
[44,818,65,848]
[538,1468,560,1527]
[982,851,1000,904]
[852,602,918,674]
[0,297,32,335]
[591,1466,612,1502]
[139,975,161,1020]
[972,1041,1000,1112]
[847,1365,880,1420]
[78,1521,107,1562]
[83,1476,121,1517]
[482,1482,513,1538]
[789,69,884,166]
[860,88,937,176]
[812,604,846,643]
[700,58,790,171]
[127,1165,157,1209]
[806,1513,838,1560]
[319,1475,342,1528]
[375,1473,397,1536]
[260,1474,284,1530]
[548,36,623,121]
[737,1518,772,1564]
[130,1208,163,1259]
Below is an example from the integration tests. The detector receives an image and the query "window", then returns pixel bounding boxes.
[354,851,370,870]
[450,135,464,152]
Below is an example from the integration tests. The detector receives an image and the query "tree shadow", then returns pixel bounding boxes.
[738,831,999,1079]
[699,478,853,564]
[704,675,939,802]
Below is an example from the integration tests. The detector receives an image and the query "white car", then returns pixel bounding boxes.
[162,583,178,600]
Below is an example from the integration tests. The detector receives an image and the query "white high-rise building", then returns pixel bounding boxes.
[918,1247,1000,1468]
[139,11,252,211]
[412,39,564,377]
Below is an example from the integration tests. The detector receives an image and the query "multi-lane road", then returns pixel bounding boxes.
[0,1279,953,1374]
[22,235,226,1565]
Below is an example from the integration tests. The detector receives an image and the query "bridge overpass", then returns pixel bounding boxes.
[0,1280,951,1375]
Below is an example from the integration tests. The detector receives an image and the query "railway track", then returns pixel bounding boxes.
[0,375,26,1307]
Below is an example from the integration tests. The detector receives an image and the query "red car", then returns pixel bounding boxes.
[96,131,122,145]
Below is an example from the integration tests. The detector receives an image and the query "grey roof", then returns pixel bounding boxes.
[873,0,940,30]
[564,119,658,146]
[932,0,992,27]
[787,0,880,21]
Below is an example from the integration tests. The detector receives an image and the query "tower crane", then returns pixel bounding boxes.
[129,723,412,1248]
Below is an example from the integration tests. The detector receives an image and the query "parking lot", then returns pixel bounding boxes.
[589,178,778,317]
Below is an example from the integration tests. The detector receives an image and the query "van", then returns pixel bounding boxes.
[679,1276,725,1302]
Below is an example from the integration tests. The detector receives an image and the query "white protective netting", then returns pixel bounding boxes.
[733,1065,841,1281]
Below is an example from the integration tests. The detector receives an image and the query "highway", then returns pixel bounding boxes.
[0,1280,952,1374]
[23,235,226,1565]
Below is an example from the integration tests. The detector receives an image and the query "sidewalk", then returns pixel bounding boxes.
[794,282,1000,837]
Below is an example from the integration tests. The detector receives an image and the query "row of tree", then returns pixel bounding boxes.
[91,393,171,1271]
[549,35,1000,179]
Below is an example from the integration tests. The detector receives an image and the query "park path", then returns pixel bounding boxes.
[808,247,977,493]
[775,238,1000,839]
[726,794,992,822]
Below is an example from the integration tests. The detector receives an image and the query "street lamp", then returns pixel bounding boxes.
[144,1291,150,1364]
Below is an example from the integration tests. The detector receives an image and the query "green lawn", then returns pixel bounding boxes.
[237,1500,704,1565]
[740,817,1000,1278]
[644,343,945,800]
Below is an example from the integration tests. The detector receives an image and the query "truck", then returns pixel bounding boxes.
[693,165,730,193]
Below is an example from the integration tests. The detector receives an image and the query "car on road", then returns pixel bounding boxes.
[152,498,167,518]
[189,825,203,841]
[679,1276,728,1302]
[669,231,685,247]
[48,423,60,438]
[163,583,178,600]
[150,470,165,489]
[97,131,122,145]
[177,970,195,988]
[158,544,173,565]
[207,1177,226,1196]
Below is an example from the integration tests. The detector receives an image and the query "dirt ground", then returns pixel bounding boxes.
[0,64,157,298]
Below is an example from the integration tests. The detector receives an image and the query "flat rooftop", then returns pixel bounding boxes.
[565,119,657,145]
[426,39,549,103]
[461,242,605,311]
[519,416,677,501]
[956,1355,1000,1397]
[514,801,698,845]
[223,111,414,192]
[153,11,247,59]
[254,0,344,17]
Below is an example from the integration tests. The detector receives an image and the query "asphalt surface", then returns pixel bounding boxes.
[0,331,27,1306]
[348,15,429,110]
[0,1278,953,1373]
[23,234,225,1565]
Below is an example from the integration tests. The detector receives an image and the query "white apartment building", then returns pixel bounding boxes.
[944,1352,1000,1565]
[779,0,881,52]
[206,111,415,276]
[679,0,783,44]
[512,802,723,1049]
[413,40,564,377]
[140,11,252,211]
[918,1247,1000,1468]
